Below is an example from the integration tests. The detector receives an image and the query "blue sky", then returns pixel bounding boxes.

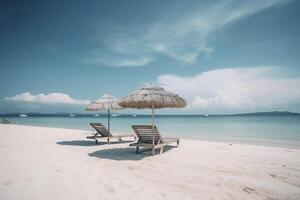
[1,0,300,114]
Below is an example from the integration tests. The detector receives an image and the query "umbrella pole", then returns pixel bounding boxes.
[152,105,155,155]
[108,109,110,133]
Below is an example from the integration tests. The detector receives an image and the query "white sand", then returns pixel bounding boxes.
[0,124,299,200]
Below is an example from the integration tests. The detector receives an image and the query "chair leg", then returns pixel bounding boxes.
[107,137,110,144]
[160,147,164,154]
[152,148,155,156]
[136,146,139,154]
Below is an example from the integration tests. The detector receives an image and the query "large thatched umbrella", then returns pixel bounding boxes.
[85,94,123,132]
[119,84,186,146]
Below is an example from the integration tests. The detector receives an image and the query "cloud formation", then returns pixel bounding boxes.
[5,92,91,105]
[157,66,300,112]
[85,0,287,67]
[83,50,154,67]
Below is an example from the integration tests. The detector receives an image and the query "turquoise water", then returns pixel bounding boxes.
[4,115,300,148]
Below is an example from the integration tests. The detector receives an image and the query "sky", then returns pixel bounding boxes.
[0,0,300,114]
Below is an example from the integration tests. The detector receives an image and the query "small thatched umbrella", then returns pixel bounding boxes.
[119,84,186,146]
[85,94,123,132]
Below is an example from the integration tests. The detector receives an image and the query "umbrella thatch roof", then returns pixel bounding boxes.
[119,84,187,109]
[85,94,123,111]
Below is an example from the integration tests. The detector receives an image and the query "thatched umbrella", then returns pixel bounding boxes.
[119,84,186,146]
[85,94,123,132]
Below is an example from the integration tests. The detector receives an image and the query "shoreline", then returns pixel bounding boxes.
[2,123,300,150]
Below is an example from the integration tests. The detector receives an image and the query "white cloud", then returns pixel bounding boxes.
[85,0,287,67]
[156,66,300,111]
[84,51,154,67]
[5,92,91,105]
[119,57,154,67]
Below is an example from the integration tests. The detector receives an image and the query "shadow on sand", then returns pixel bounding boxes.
[56,140,132,146]
[88,145,177,161]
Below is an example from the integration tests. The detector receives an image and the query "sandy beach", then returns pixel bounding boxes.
[0,124,300,200]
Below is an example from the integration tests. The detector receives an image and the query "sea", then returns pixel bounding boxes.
[4,115,300,149]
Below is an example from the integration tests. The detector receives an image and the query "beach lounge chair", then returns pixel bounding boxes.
[86,123,136,144]
[130,125,180,156]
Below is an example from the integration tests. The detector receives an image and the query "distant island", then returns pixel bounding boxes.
[0,111,299,117]
[215,111,300,116]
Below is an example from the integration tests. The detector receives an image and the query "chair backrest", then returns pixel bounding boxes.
[132,125,163,144]
[90,123,112,137]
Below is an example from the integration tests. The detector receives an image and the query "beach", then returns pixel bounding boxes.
[0,124,300,200]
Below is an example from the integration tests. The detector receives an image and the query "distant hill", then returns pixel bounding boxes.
[0,112,128,117]
[223,111,300,116]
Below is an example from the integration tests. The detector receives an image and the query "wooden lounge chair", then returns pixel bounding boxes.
[130,125,179,156]
[86,123,136,144]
